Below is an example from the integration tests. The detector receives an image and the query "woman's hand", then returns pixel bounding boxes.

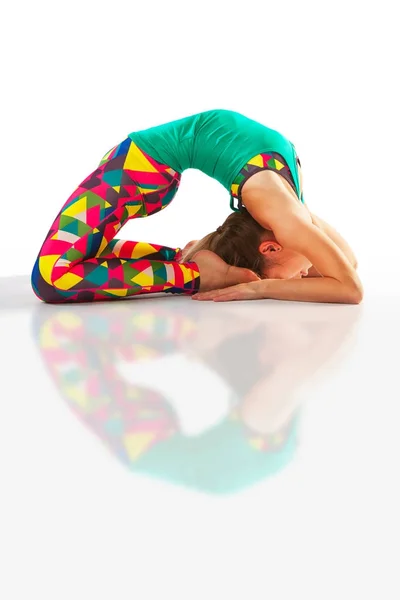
[192,281,262,302]
[177,240,199,263]
[182,240,198,253]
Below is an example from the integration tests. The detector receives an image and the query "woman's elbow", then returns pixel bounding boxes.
[348,281,364,304]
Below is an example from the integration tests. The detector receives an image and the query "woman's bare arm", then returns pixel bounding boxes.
[304,204,358,267]
[242,173,363,304]
[300,212,358,278]
[298,165,358,275]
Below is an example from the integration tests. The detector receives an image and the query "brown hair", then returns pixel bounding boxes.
[180,208,277,278]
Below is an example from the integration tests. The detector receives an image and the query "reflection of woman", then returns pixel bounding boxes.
[181,303,361,436]
[32,303,299,494]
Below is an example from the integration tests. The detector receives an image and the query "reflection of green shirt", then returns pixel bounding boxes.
[128,109,301,198]
[129,413,299,495]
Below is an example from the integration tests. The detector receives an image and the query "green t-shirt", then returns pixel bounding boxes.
[128,109,302,207]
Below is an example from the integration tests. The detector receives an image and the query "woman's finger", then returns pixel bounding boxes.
[192,289,226,300]
[192,292,219,301]
[193,289,239,302]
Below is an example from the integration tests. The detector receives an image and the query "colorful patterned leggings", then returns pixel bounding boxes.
[31,138,201,303]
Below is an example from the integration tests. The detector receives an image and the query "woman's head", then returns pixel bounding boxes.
[180,208,312,280]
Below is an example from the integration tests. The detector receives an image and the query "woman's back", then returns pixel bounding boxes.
[128,109,299,193]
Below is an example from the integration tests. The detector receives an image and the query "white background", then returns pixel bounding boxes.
[1,3,400,600]
[1,0,399,286]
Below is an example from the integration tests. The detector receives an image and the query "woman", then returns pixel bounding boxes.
[31,109,362,304]
[182,207,361,303]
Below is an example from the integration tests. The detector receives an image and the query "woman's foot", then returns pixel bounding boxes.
[192,250,260,292]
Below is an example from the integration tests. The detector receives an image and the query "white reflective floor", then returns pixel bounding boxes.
[1,276,399,600]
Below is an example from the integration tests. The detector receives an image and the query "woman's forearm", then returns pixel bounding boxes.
[257,276,363,304]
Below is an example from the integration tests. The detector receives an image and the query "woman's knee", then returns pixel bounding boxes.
[31,260,66,304]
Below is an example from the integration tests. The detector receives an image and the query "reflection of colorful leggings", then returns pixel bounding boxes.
[32,305,295,488]
[31,138,201,303]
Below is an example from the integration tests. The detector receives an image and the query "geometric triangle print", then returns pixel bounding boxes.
[273,158,285,170]
[83,171,102,190]
[115,137,131,157]
[124,142,159,173]
[74,235,91,256]
[85,264,109,286]
[161,248,176,261]
[123,432,156,461]
[103,154,126,172]
[153,272,167,286]
[87,230,104,256]
[60,218,81,236]
[59,214,78,231]
[86,205,100,224]
[152,261,167,273]
[65,247,85,263]
[248,155,264,168]
[130,266,155,287]
[118,186,132,199]
[122,184,141,198]
[108,277,124,288]
[103,169,123,187]
[105,187,120,204]
[62,195,88,218]
[82,260,100,276]
[73,210,88,223]
[121,170,140,186]
[77,220,92,236]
